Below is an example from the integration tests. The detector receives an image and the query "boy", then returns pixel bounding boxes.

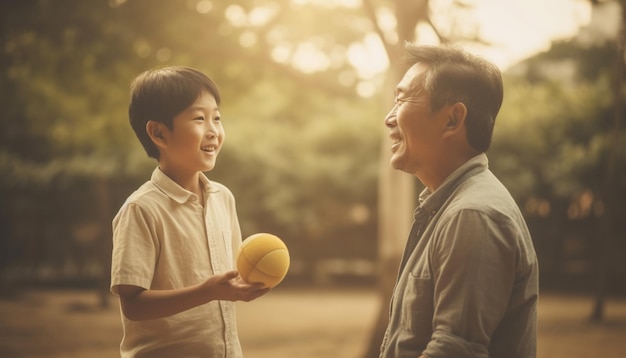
[110,66,269,357]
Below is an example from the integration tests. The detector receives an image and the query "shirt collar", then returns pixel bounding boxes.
[151,167,220,204]
[415,153,488,218]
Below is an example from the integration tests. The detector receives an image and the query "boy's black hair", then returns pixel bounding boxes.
[128,66,221,159]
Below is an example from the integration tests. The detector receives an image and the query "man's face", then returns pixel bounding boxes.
[384,63,446,176]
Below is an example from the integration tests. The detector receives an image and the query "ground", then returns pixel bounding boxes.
[0,287,625,357]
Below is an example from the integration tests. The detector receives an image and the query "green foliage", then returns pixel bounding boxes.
[491,39,626,286]
[1,0,623,286]
[211,78,381,258]
[0,0,384,278]
[494,40,624,204]
[494,75,612,198]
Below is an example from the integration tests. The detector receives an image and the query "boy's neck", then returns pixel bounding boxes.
[159,166,203,199]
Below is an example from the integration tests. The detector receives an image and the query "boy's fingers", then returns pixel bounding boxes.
[230,276,268,291]
[220,270,239,282]
[247,283,268,292]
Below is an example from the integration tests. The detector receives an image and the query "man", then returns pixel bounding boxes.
[379,43,538,358]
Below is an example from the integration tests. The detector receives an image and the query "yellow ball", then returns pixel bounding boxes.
[237,233,290,288]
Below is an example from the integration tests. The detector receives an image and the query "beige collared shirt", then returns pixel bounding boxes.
[111,167,243,357]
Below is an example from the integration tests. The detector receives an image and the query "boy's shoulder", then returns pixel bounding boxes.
[118,179,162,212]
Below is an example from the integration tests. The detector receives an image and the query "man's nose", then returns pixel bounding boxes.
[384,105,398,128]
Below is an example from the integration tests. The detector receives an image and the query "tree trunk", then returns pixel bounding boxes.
[362,2,429,356]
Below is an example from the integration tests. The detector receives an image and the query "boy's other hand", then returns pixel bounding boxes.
[204,270,270,302]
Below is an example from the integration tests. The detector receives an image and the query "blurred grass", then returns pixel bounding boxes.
[0,287,625,357]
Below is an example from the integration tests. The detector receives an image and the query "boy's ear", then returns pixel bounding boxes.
[146,121,167,148]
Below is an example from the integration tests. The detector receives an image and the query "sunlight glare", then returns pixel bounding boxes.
[195,0,213,14]
[471,0,592,68]
[415,22,440,46]
[277,0,593,86]
[356,81,376,98]
[291,41,330,73]
[291,42,331,73]
[249,5,280,27]
[347,34,388,79]
[225,4,247,27]
[376,6,398,44]
[291,0,361,8]
[271,43,292,64]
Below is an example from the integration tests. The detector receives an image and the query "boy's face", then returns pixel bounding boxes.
[157,91,224,175]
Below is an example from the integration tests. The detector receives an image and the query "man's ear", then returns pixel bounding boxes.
[146,121,167,148]
[445,102,467,131]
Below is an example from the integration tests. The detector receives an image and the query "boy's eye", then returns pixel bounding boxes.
[214,116,221,121]
[194,116,205,121]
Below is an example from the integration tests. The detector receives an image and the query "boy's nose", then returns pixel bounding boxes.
[205,122,219,137]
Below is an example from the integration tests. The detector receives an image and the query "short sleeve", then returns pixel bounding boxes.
[110,202,159,292]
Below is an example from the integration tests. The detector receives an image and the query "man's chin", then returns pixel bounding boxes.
[389,157,404,171]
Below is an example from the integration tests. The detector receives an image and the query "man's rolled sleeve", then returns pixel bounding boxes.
[425,330,489,358]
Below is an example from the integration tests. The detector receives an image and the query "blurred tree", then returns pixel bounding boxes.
[492,0,626,322]
[1,0,621,336]
[360,0,624,352]
[0,0,385,300]
[589,0,626,322]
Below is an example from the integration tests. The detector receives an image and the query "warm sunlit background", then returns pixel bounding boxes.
[1,0,625,357]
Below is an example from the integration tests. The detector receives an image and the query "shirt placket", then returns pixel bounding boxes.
[381,206,435,356]
[397,207,433,278]
[203,196,236,357]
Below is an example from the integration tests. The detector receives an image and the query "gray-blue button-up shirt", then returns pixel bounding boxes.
[380,154,538,358]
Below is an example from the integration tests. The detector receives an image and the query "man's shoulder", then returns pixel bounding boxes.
[447,170,521,218]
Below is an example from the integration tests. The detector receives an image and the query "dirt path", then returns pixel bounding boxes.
[0,287,625,357]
